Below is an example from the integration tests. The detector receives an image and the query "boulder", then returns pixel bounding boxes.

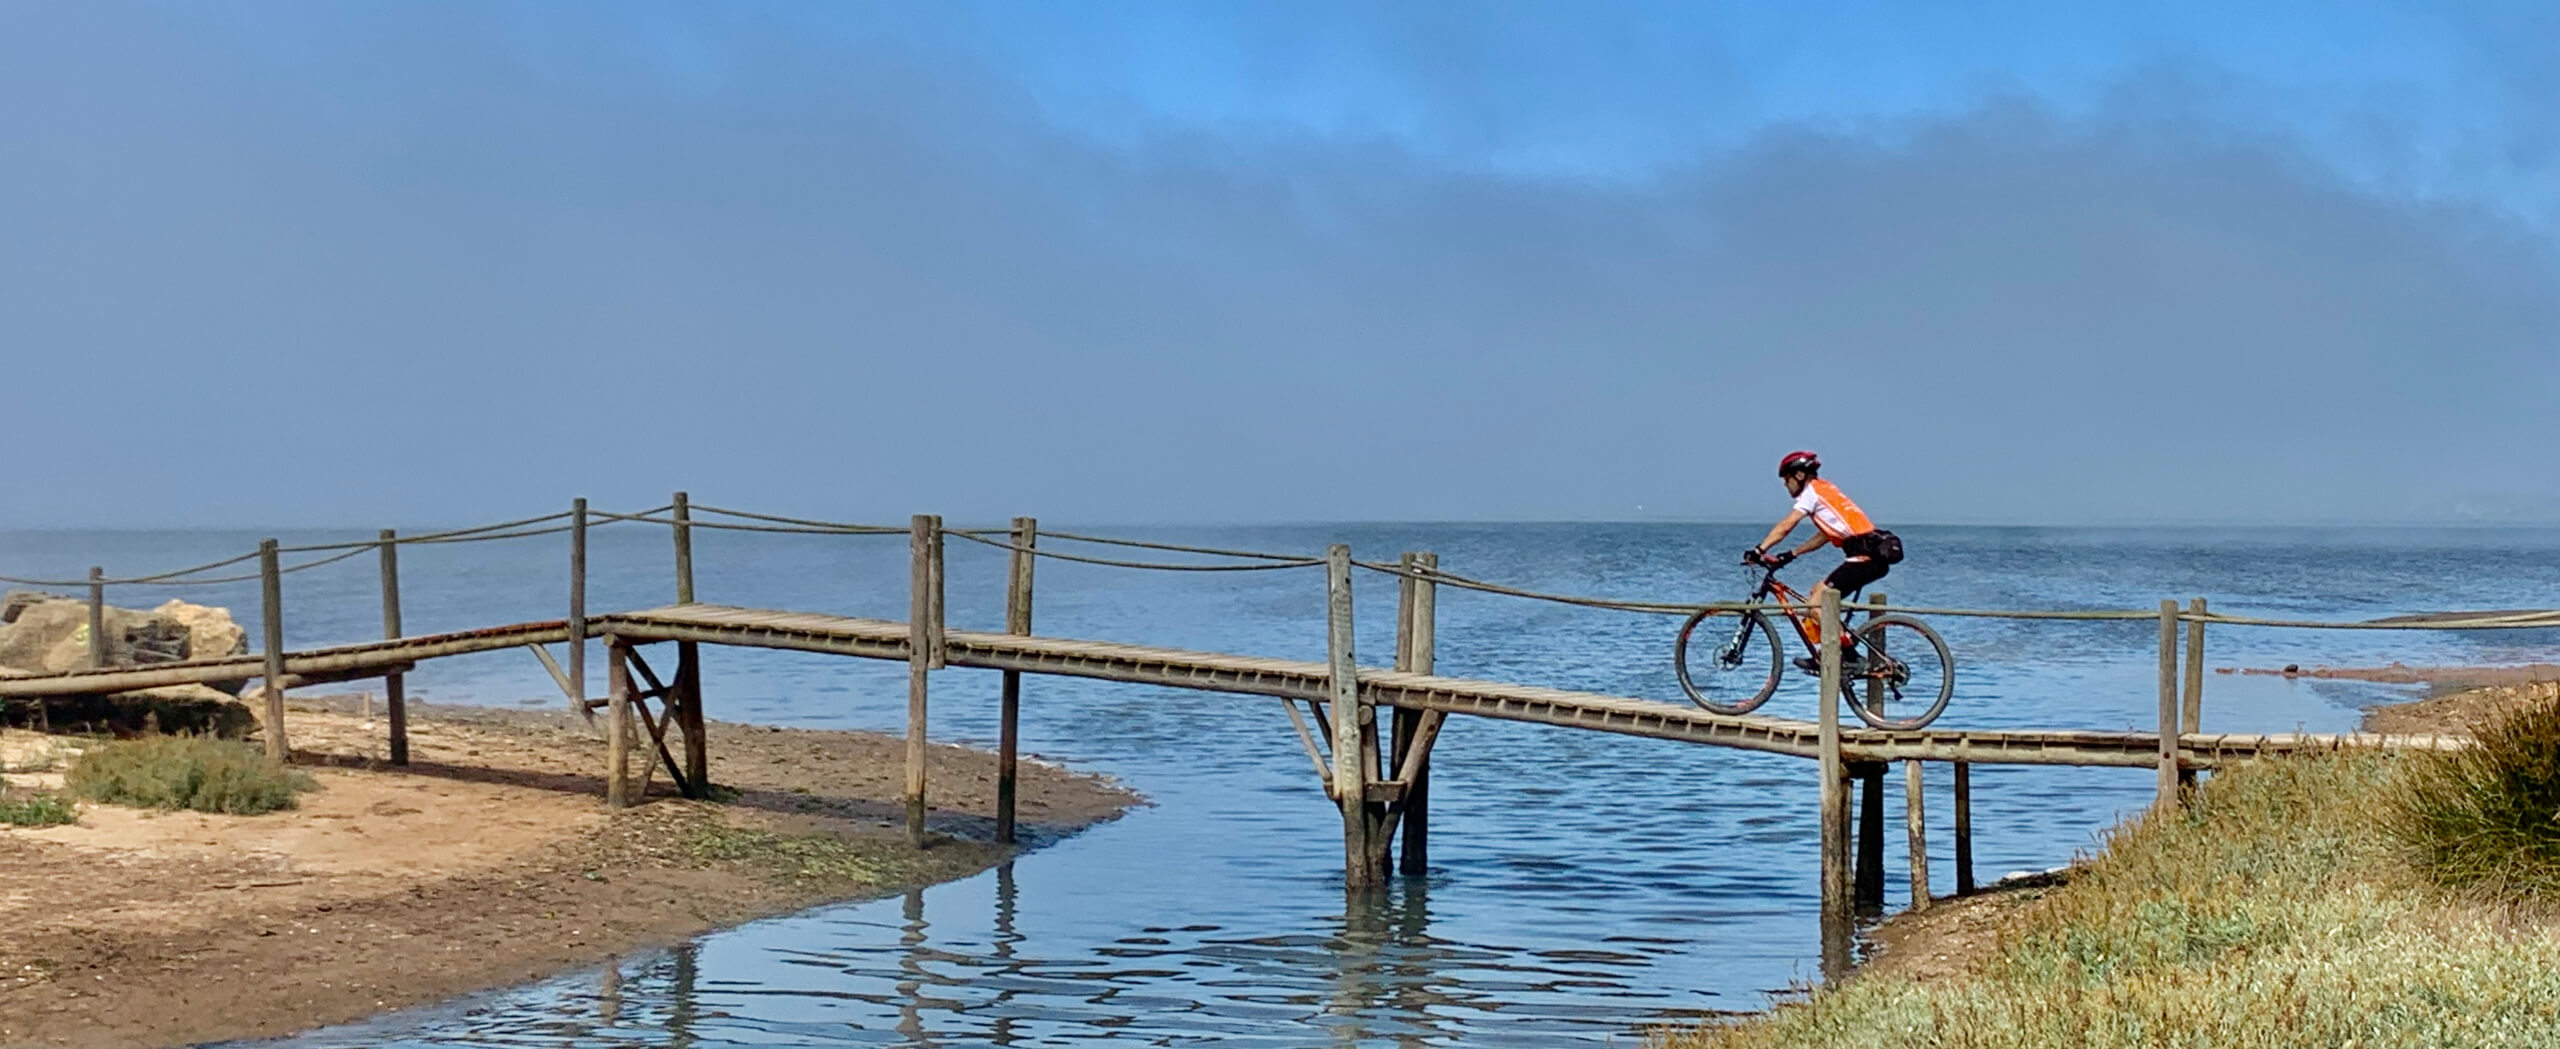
[0,593,251,682]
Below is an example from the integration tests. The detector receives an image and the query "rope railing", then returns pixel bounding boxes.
[691,504,906,535]
[3,501,2551,633]
[275,510,580,553]
[1035,529,1329,563]
[944,529,1324,572]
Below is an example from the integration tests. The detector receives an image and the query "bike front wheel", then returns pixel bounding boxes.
[1675,608,1784,715]
[1845,614,1955,730]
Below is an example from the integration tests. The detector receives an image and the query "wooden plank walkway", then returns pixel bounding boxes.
[0,621,571,699]
[590,604,2461,770]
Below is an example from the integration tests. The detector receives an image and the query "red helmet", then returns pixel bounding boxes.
[1778,450,1820,477]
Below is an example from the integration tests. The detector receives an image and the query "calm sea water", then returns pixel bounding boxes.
[9,522,2559,1046]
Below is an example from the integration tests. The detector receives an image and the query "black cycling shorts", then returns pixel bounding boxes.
[1825,556,1890,596]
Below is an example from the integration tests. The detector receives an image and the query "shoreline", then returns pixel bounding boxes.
[0,696,1142,1049]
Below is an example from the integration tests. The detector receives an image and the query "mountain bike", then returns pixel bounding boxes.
[1673,553,1954,729]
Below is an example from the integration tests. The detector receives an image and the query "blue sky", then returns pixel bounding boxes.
[3,2,2555,526]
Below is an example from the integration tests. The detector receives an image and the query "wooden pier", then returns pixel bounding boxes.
[0,497,2503,980]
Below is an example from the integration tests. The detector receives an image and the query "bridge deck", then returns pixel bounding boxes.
[0,621,570,699]
[588,604,2461,769]
[0,603,2457,768]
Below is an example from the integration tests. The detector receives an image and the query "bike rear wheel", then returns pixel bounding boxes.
[1675,609,1784,715]
[1845,614,1954,730]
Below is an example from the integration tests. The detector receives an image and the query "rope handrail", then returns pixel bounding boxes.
[1035,529,1327,563]
[686,518,900,536]
[691,504,906,535]
[2186,610,2560,631]
[275,510,579,553]
[945,529,1324,572]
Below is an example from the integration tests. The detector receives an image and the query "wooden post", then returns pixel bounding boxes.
[1817,588,1851,978]
[996,516,1035,845]
[258,539,288,761]
[1327,545,1381,887]
[2156,599,2180,809]
[1953,761,1975,895]
[906,515,942,846]
[606,638,633,807]
[380,530,409,765]
[668,493,704,792]
[85,567,106,669]
[1854,593,1886,914]
[2180,597,2206,791]
[672,491,695,604]
[569,498,588,710]
[1397,552,1437,877]
[1905,759,1930,910]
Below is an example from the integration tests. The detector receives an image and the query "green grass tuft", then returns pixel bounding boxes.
[2389,687,2560,902]
[65,735,314,815]
[0,790,76,827]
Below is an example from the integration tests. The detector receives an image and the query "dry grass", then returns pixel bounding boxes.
[1658,752,2560,1049]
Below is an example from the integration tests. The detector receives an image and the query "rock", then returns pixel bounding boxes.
[0,593,251,686]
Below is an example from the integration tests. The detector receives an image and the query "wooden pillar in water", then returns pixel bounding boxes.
[569,498,588,711]
[1854,593,1886,914]
[1394,551,1438,877]
[86,567,105,669]
[2179,596,2206,792]
[379,530,409,765]
[605,638,633,807]
[1953,760,1975,896]
[1327,545,1385,886]
[906,515,944,847]
[996,516,1036,845]
[2155,599,2181,809]
[258,539,289,761]
[1816,589,1851,978]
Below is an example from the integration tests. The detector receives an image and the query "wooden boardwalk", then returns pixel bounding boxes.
[592,604,2448,770]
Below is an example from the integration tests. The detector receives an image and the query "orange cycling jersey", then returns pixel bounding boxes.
[1791,479,1874,546]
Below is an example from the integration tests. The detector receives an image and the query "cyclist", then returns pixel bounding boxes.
[1743,451,1899,673]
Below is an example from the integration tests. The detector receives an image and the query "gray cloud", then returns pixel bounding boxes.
[2,5,2553,527]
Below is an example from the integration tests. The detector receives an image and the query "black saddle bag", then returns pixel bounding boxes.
[1846,529,1905,565]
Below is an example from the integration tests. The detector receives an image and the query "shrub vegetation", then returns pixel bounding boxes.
[2389,687,2560,902]
[0,789,76,827]
[65,735,313,815]
[1660,749,2560,1049]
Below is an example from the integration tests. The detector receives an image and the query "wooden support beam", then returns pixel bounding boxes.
[1395,552,1438,877]
[258,540,288,761]
[1282,696,1335,797]
[677,641,706,796]
[1953,760,1975,896]
[1817,588,1851,979]
[569,498,589,713]
[906,515,941,846]
[1327,545,1384,887]
[1905,759,1930,910]
[606,637,633,807]
[2156,599,2180,809]
[997,516,1034,845]
[1855,593,1887,914]
[2180,596,2206,792]
[86,567,105,670]
[379,530,409,765]
[619,646,696,799]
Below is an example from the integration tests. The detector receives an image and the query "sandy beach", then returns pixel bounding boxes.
[0,696,1139,1048]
